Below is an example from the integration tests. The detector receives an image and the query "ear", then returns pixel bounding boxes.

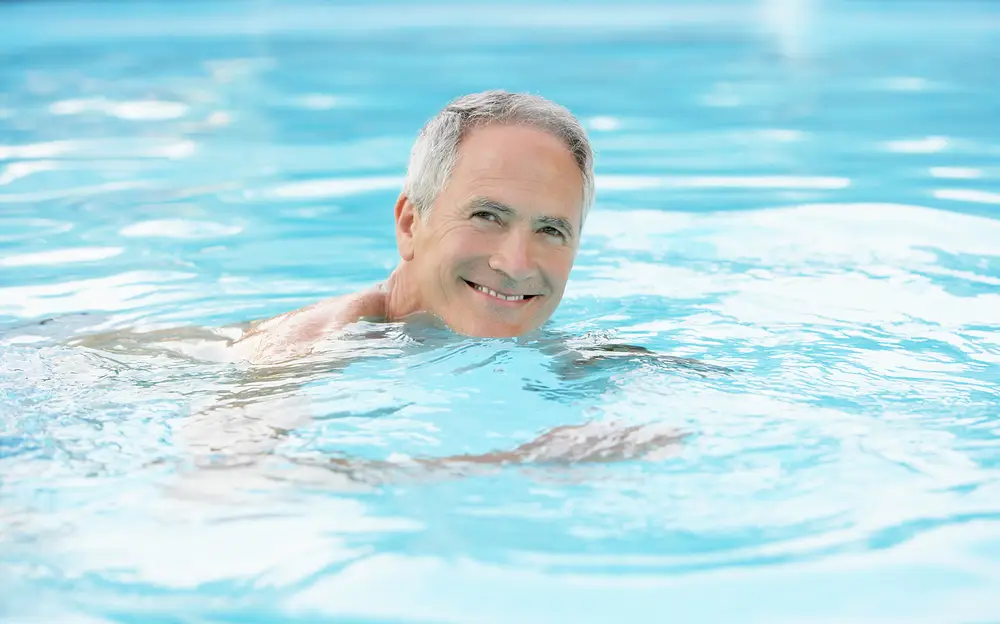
[394,193,419,262]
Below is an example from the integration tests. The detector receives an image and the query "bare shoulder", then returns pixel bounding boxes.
[231,286,387,363]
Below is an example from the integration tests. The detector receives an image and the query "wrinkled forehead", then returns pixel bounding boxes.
[447,124,586,222]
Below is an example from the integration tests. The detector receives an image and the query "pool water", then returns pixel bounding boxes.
[2,0,1000,621]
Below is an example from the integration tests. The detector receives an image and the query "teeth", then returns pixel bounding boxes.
[473,284,525,301]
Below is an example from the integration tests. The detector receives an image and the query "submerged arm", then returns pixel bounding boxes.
[287,419,685,488]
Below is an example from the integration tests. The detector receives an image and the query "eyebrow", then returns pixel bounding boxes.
[467,197,577,240]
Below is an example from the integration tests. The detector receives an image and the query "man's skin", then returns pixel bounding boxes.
[231,123,584,364]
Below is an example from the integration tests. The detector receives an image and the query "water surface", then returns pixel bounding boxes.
[2,1,1000,621]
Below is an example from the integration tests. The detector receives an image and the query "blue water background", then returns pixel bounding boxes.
[1,1,999,621]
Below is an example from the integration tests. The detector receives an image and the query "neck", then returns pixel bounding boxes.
[382,263,424,322]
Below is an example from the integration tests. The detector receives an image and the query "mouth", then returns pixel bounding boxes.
[463,279,539,305]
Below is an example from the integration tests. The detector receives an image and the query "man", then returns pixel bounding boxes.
[61,91,706,482]
[233,90,594,364]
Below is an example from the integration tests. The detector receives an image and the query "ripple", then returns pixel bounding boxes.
[595,175,850,191]
[49,98,190,120]
[587,116,622,132]
[756,129,805,142]
[39,497,419,589]
[737,267,994,328]
[0,139,196,162]
[0,181,154,203]
[295,94,345,110]
[933,189,1000,205]
[119,219,243,239]
[150,140,197,159]
[0,140,79,160]
[0,4,762,43]
[577,203,1000,334]
[0,247,123,268]
[585,203,1000,261]
[878,76,936,92]
[0,161,59,186]
[3,3,1000,619]
[251,176,403,200]
[884,136,949,154]
[568,262,734,300]
[0,271,196,317]
[0,218,73,243]
[929,167,983,179]
[285,523,1000,622]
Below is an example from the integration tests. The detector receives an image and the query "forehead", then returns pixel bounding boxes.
[443,124,585,221]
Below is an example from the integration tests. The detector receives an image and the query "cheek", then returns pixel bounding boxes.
[424,228,488,290]
[543,248,575,282]
[439,229,490,266]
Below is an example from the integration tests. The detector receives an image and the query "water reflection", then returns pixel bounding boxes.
[0,310,725,502]
[1,0,999,620]
[934,188,1000,205]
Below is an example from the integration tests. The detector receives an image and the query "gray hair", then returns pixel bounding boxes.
[403,90,595,225]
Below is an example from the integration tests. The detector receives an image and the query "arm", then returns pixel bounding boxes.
[285,419,686,488]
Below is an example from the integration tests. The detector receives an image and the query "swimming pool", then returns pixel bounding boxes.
[2,0,999,620]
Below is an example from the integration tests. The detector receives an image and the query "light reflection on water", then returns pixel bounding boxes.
[1,0,1000,621]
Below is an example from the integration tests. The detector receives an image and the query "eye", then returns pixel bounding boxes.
[539,226,566,241]
[472,211,502,224]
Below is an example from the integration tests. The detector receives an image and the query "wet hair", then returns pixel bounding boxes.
[403,90,595,223]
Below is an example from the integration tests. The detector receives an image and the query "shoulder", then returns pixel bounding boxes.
[232,287,387,363]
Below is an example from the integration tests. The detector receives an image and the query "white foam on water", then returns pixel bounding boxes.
[596,175,850,191]
[587,116,621,131]
[929,167,982,179]
[884,136,949,154]
[254,176,403,200]
[118,219,243,239]
[46,496,418,589]
[577,203,1000,330]
[0,271,196,318]
[879,76,935,92]
[0,180,154,203]
[0,247,124,267]
[933,188,1000,205]
[298,94,343,110]
[285,520,1000,622]
[0,161,59,186]
[50,98,189,120]
[0,140,80,160]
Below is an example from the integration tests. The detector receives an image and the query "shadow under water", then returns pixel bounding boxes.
[3,312,733,495]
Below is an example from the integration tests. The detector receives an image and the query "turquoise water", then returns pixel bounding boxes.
[2,0,1000,621]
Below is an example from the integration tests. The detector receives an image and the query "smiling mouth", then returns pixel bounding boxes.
[463,279,538,303]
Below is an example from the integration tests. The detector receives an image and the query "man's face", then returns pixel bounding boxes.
[399,123,584,338]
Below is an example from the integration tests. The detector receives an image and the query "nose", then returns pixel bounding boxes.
[488,229,537,283]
